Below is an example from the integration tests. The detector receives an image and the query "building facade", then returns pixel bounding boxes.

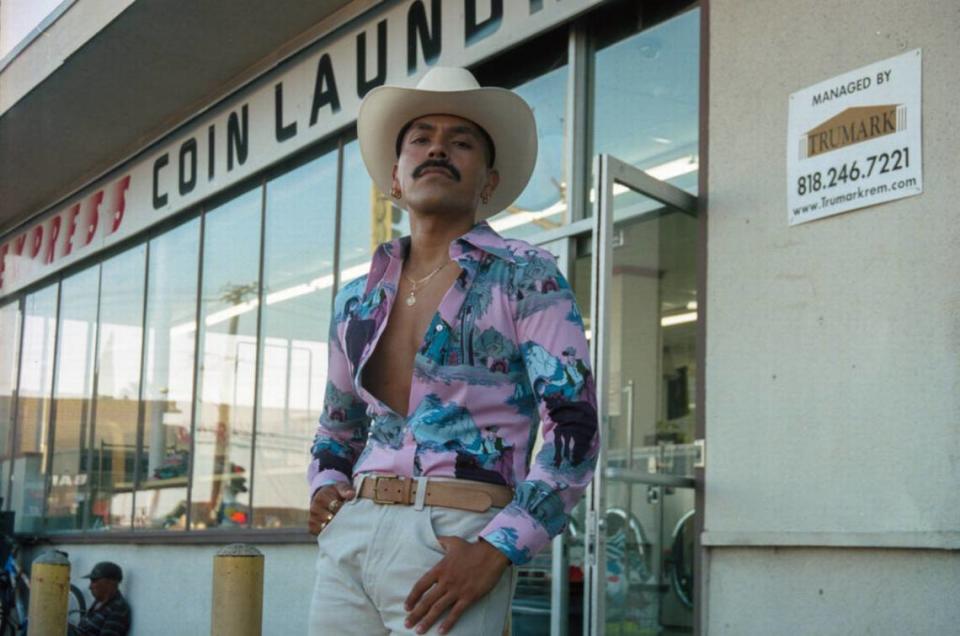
[0,0,956,634]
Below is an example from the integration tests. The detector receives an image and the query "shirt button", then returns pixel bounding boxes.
[435,324,444,332]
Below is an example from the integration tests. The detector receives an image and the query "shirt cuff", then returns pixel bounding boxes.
[479,503,552,566]
[308,468,352,499]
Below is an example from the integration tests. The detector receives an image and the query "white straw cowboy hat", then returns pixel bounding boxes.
[357,66,538,220]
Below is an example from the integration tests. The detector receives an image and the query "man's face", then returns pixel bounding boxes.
[391,114,500,218]
[89,577,117,603]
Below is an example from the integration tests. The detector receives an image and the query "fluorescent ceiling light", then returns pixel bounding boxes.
[661,311,697,327]
[205,299,259,326]
[645,155,698,182]
[488,198,566,233]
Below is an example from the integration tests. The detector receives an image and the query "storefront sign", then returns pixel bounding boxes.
[787,49,922,225]
[0,0,602,297]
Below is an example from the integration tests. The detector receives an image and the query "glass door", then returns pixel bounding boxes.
[584,155,700,635]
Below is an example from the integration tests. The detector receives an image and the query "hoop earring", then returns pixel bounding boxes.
[480,193,490,205]
[391,186,401,199]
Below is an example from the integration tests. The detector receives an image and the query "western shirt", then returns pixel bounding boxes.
[308,221,599,565]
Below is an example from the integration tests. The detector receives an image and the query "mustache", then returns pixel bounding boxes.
[412,159,460,181]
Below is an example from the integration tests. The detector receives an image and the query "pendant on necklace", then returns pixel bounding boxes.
[406,292,417,306]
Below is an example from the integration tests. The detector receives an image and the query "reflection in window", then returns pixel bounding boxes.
[12,285,58,532]
[0,301,22,507]
[593,9,700,195]
[488,62,568,240]
[256,152,337,528]
[89,246,145,530]
[192,188,261,529]
[339,139,409,283]
[47,266,99,531]
[137,219,200,529]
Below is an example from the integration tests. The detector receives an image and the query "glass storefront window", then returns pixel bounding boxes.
[487,62,569,241]
[339,138,409,284]
[593,9,700,198]
[255,152,337,528]
[12,285,58,532]
[47,266,99,531]
[89,246,146,530]
[137,218,200,529]
[191,187,262,529]
[0,301,22,507]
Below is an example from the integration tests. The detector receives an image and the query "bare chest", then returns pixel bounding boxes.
[362,265,462,416]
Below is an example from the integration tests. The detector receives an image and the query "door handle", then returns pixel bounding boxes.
[646,485,660,505]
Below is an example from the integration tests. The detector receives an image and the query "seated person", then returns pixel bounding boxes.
[76,561,131,636]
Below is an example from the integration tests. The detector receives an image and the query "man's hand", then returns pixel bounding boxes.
[308,483,356,535]
[404,537,510,634]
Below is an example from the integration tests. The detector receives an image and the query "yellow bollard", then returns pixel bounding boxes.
[211,543,264,636]
[27,550,70,636]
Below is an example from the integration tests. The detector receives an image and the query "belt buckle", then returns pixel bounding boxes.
[372,475,403,505]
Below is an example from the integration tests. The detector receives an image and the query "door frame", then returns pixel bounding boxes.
[585,154,698,636]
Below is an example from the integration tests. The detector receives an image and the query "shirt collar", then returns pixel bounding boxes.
[378,220,516,265]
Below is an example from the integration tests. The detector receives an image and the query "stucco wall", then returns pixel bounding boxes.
[706,548,960,636]
[705,0,959,632]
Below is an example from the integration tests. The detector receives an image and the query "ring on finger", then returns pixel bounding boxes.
[329,499,341,513]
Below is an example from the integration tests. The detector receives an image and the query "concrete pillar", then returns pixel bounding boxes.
[211,543,264,636]
[27,550,70,636]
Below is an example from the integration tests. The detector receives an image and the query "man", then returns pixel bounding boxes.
[76,561,131,636]
[308,67,598,635]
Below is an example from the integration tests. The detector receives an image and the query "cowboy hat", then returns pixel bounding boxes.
[357,66,538,219]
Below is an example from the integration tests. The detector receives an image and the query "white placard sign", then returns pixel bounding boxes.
[787,49,922,225]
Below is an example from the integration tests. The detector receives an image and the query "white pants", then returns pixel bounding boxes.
[308,486,515,635]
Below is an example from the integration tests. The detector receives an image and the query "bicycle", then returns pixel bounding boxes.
[0,535,86,635]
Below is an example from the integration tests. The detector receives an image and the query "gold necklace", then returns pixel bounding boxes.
[403,261,449,306]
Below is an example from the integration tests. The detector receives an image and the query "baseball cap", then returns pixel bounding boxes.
[82,561,123,582]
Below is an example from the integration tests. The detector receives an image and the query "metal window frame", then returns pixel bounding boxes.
[583,153,700,636]
[565,23,593,226]
[3,296,26,510]
[248,179,269,529]
[39,282,62,530]
[694,3,710,635]
[132,242,152,527]
[184,207,208,532]
[332,137,346,304]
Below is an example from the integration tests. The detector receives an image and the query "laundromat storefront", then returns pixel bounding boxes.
[0,1,703,633]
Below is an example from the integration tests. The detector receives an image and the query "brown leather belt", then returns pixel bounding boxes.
[357,475,514,512]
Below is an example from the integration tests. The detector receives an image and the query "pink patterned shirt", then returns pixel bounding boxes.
[308,221,598,565]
